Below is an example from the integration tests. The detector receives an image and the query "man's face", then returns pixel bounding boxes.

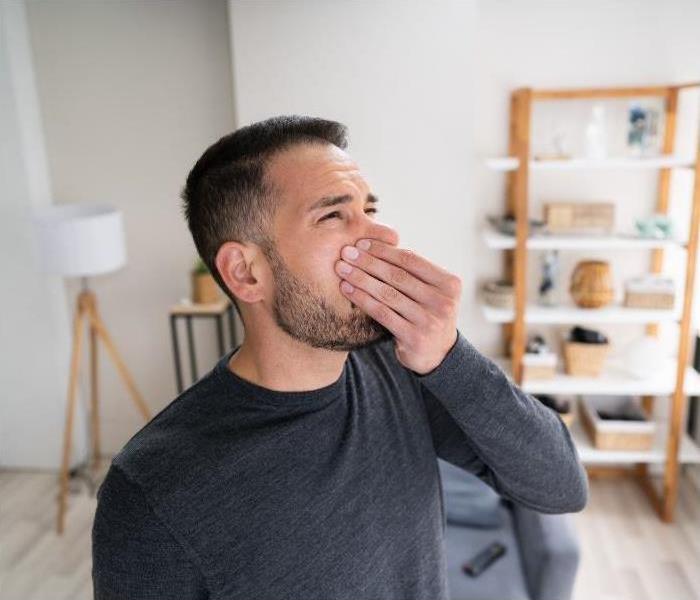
[262,142,394,352]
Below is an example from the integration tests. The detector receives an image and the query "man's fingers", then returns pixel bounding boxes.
[355,239,456,292]
[340,281,411,338]
[338,245,442,308]
[335,258,426,325]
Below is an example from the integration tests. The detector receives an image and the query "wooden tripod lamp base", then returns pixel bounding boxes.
[56,289,151,534]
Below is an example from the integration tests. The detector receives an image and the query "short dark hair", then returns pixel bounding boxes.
[180,115,349,320]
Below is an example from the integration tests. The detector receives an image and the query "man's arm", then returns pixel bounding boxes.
[411,328,589,514]
[332,236,587,512]
[92,464,209,600]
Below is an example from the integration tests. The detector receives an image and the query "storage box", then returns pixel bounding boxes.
[559,410,575,429]
[579,396,655,451]
[623,274,676,309]
[543,202,615,233]
[521,351,557,379]
[562,340,609,376]
[624,290,675,309]
[481,280,514,309]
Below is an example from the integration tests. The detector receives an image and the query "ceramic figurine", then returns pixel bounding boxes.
[538,249,559,306]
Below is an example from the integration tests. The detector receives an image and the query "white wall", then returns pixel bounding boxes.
[0,0,87,469]
[11,0,700,465]
[227,0,700,351]
[474,0,700,354]
[24,0,236,457]
[228,0,700,478]
[472,1,700,458]
[228,0,478,332]
[474,1,700,485]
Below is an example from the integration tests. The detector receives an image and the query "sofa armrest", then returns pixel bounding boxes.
[508,500,581,600]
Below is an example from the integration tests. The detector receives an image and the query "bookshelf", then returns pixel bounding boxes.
[481,83,700,522]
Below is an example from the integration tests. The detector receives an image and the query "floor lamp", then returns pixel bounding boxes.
[33,203,151,534]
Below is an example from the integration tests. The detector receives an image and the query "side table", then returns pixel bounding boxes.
[169,298,238,393]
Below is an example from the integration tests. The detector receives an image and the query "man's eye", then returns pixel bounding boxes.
[320,211,341,221]
[319,208,378,222]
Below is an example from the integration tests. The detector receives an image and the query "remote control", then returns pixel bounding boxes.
[461,541,506,577]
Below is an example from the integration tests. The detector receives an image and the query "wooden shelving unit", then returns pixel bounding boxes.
[482,82,700,522]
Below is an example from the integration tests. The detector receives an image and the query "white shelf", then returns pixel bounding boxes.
[492,356,700,396]
[485,157,520,170]
[482,227,687,250]
[569,418,700,465]
[480,300,682,324]
[484,155,696,171]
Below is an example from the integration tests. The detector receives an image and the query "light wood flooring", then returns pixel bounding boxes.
[1,464,698,600]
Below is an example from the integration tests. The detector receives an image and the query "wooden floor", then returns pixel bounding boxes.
[1,465,699,600]
[573,472,700,600]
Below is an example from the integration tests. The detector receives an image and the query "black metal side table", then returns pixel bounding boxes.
[169,298,238,393]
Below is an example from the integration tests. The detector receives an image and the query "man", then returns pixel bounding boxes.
[92,115,588,600]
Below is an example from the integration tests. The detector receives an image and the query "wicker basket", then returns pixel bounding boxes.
[521,351,557,380]
[579,396,655,450]
[624,290,675,309]
[559,410,575,429]
[482,280,514,309]
[562,340,609,376]
[623,275,675,309]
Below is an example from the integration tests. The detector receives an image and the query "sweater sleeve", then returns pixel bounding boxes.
[411,327,589,514]
[92,464,209,600]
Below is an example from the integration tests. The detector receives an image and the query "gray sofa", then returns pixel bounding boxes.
[439,459,581,600]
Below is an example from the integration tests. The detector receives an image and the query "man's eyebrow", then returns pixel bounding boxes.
[307,193,379,213]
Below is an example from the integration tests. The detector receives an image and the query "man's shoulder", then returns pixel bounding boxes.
[110,369,224,506]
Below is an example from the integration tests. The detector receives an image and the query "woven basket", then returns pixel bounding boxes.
[562,340,609,376]
[624,290,675,309]
[579,397,654,450]
[559,411,575,429]
[482,280,514,309]
[521,351,557,380]
[523,364,556,379]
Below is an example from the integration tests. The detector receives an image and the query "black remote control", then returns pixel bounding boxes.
[461,541,507,577]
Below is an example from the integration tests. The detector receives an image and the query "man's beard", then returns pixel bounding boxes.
[264,243,393,351]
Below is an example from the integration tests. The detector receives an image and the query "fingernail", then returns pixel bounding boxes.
[342,246,359,260]
[337,261,352,274]
[356,239,370,251]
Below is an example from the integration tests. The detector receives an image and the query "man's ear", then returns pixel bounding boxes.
[215,241,265,305]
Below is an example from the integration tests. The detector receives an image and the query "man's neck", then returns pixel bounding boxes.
[228,332,349,393]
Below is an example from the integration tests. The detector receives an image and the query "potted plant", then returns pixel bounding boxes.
[191,257,221,304]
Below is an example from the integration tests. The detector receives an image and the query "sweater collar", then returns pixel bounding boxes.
[214,345,348,408]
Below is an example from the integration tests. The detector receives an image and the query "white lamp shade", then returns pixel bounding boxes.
[32,203,127,277]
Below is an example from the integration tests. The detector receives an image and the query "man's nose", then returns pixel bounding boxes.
[360,220,400,247]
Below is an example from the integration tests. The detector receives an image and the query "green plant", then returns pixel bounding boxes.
[192,256,209,275]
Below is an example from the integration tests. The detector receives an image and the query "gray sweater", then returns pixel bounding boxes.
[92,328,588,600]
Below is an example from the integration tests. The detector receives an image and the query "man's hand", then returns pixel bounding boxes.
[335,238,461,375]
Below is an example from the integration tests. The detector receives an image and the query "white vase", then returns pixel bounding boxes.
[585,104,608,160]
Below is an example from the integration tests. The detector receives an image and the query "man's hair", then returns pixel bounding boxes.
[180,115,349,320]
